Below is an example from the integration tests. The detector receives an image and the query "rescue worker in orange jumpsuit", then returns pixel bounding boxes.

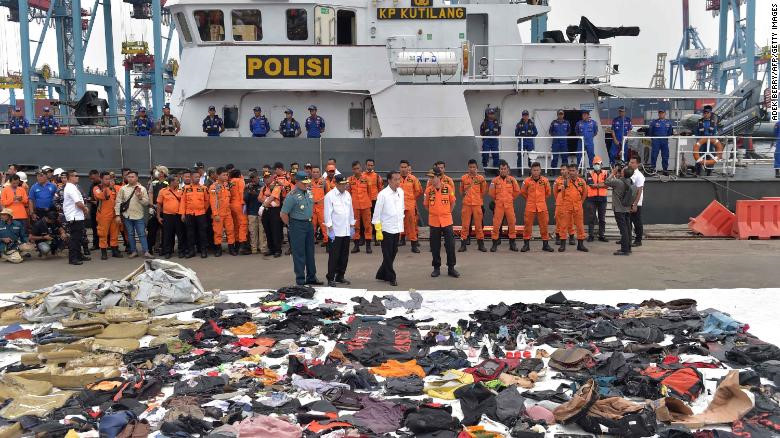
[488,160,521,252]
[556,164,589,252]
[519,162,554,253]
[553,162,574,245]
[424,167,459,278]
[229,168,251,255]
[585,156,609,242]
[399,160,422,253]
[179,168,210,258]
[157,175,186,258]
[210,167,236,256]
[426,160,455,192]
[459,158,487,252]
[364,158,384,247]
[325,165,338,192]
[92,171,122,260]
[310,165,329,247]
[347,160,373,253]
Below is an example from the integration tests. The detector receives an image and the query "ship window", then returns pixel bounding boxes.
[223,106,239,129]
[194,10,224,42]
[286,9,308,41]
[176,12,193,43]
[349,108,364,130]
[337,10,355,45]
[232,9,262,41]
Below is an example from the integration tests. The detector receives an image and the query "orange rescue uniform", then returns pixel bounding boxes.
[1,186,29,220]
[426,174,455,192]
[157,186,182,215]
[399,174,422,242]
[364,171,384,202]
[556,176,587,240]
[488,175,521,239]
[520,176,551,240]
[424,184,456,227]
[92,184,119,248]
[209,182,235,245]
[310,177,328,243]
[347,174,372,241]
[459,173,487,240]
[553,175,574,237]
[179,184,209,216]
[229,177,248,243]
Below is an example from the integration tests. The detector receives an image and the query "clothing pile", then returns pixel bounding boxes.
[0,286,779,438]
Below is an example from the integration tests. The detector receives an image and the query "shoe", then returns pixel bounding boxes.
[69,260,83,265]
[542,241,554,252]
[83,248,91,256]
[458,240,467,252]
[336,278,351,285]
[490,240,499,252]
[492,344,504,358]
[374,240,380,246]
[431,268,440,278]
[365,242,372,254]
[351,241,360,253]
[479,345,490,360]
[328,280,338,287]
[613,251,630,256]
[447,268,460,278]
[273,252,282,258]
[558,240,566,252]
[776,169,780,178]
[568,236,575,245]
[577,240,589,252]
[284,247,291,255]
[164,253,172,259]
[389,280,398,287]
[477,239,487,252]
[263,250,273,256]
[399,236,406,246]
[101,249,108,260]
[185,251,194,259]
[555,236,561,245]
[111,247,123,258]
[663,170,670,176]
[509,239,518,252]
[143,252,154,258]
[306,278,324,286]
[520,240,530,252]
[632,241,642,247]
[229,244,239,256]
[587,235,594,242]
[240,244,252,255]
[201,251,208,258]
[128,252,138,259]
[411,242,420,253]
[215,247,222,257]
[465,236,471,245]
[598,236,609,242]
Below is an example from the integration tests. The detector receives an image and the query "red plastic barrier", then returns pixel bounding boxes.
[688,200,736,237]
[453,225,525,239]
[762,197,780,200]
[734,199,780,240]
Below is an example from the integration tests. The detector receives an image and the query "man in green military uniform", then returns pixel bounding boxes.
[281,171,323,286]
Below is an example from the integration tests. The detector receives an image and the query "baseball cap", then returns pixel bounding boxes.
[308,105,317,111]
[582,109,591,114]
[253,106,261,112]
[41,165,52,171]
[522,110,529,116]
[334,174,347,184]
[295,171,311,183]
[14,106,21,111]
[658,109,666,113]
[557,109,564,114]
[486,108,496,115]
[53,168,64,176]
[139,106,147,112]
[208,105,216,111]
[284,108,293,114]
[164,103,170,109]
[618,106,626,111]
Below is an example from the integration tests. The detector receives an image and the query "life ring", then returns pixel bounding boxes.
[693,138,723,167]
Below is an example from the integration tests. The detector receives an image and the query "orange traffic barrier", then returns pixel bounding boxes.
[687,200,736,237]
[453,225,524,239]
[762,197,780,200]
[733,199,780,240]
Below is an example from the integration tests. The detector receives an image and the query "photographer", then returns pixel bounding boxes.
[605,163,635,256]
[244,171,268,254]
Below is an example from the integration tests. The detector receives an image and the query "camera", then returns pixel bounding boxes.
[612,160,625,170]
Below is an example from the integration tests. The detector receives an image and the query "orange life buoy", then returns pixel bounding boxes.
[693,138,723,167]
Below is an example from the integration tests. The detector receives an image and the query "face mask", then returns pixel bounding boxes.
[593,164,601,171]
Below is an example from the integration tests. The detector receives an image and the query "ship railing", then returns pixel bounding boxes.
[474,135,586,173]
[618,135,738,176]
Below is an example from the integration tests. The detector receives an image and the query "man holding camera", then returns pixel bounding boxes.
[606,164,635,256]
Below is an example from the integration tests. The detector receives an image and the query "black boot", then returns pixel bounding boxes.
[458,240,467,252]
[411,241,420,253]
[240,243,252,255]
[558,240,566,252]
[542,241,554,252]
[598,235,609,242]
[568,235,575,245]
[577,240,589,252]
[200,250,208,258]
[215,246,222,257]
[229,244,239,256]
[509,239,518,252]
[111,247,123,258]
[101,248,108,260]
[776,169,780,178]
[465,236,471,246]
[365,240,373,254]
[351,241,360,253]
[520,240,530,252]
[399,236,406,246]
[555,235,561,245]
[374,239,380,246]
[490,240,499,252]
[477,239,487,252]
[587,235,594,242]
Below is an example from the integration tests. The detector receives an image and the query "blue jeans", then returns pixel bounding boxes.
[124,218,149,254]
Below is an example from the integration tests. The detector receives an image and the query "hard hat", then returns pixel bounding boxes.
[593,156,603,164]
[308,105,317,111]
[17,172,27,183]
[53,168,65,176]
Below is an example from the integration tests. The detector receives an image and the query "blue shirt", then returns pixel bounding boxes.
[279,119,301,137]
[549,119,571,137]
[696,117,717,137]
[249,116,270,137]
[305,115,325,138]
[648,118,673,138]
[135,117,154,136]
[611,116,632,142]
[9,117,29,134]
[514,119,538,147]
[281,187,313,220]
[575,119,599,145]
[203,116,224,136]
[480,120,501,145]
[29,182,58,210]
[38,115,60,134]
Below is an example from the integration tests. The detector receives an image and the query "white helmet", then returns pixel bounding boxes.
[17,171,27,183]
[53,168,65,176]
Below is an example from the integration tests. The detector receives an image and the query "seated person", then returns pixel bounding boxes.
[29,210,66,257]
[0,207,29,263]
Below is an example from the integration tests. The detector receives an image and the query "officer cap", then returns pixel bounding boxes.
[427,167,443,178]
[208,105,216,111]
[295,170,311,183]
[326,164,336,172]
[485,108,496,115]
[14,106,21,111]
[582,109,591,114]
[618,106,626,111]
[139,107,147,112]
[284,108,293,115]
[703,105,712,112]
[522,110,529,116]
[658,109,666,113]
[334,174,347,184]
[253,106,261,112]
[308,105,317,111]
[43,106,50,112]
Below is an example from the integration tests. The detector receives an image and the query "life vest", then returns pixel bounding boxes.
[586,170,607,197]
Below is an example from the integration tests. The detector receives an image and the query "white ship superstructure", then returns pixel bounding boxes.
[167,0,612,145]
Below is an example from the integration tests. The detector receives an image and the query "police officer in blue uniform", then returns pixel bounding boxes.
[575,109,599,167]
[648,109,674,175]
[479,108,501,168]
[549,110,571,169]
[38,107,59,135]
[202,105,225,137]
[134,107,154,136]
[774,120,780,179]
[695,105,718,175]
[611,106,632,161]
[514,110,538,170]
[279,109,302,138]
[280,171,322,285]
[305,105,325,138]
[9,107,29,135]
[249,106,270,137]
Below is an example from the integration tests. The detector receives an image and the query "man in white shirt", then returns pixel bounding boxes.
[324,174,355,287]
[63,170,91,265]
[628,157,645,247]
[372,171,405,286]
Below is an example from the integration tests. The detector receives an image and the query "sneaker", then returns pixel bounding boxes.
[143,252,154,259]
[127,252,138,259]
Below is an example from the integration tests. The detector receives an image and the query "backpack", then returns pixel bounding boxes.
[620,178,637,208]
[640,366,704,401]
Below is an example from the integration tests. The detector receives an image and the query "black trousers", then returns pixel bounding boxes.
[162,213,186,256]
[327,236,351,282]
[430,225,456,269]
[147,212,161,250]
[89,204,98,247]
[630,206,643,242]
[262,207,283,253]
[614,212,631,253]
[586,197,607,237]
[68,220,85,263]
[376,232,399,282]
[185,214,209,254]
